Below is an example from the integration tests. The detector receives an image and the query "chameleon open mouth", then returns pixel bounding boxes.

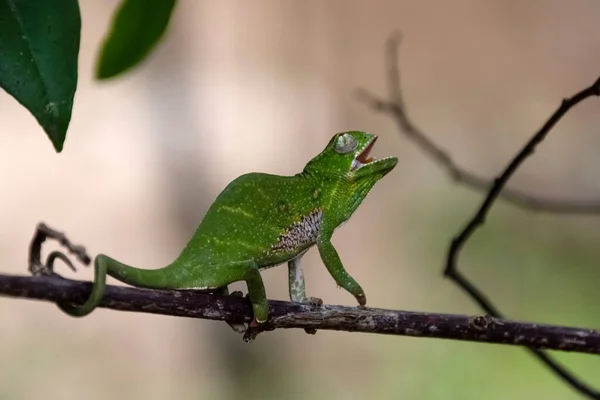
[351,136,377,171]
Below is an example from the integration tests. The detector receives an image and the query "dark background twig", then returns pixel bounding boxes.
[359,32,600,399]
[445,76,600,400]
[357,32,600,215]
[2,272,600,354]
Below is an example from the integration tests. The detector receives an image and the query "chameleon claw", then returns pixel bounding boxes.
[220,290,247,333]
[304,298,322,334]
[356,293,367,306]
[302,297,323,306]
[227,322,247,334]
[298,298,322,335]
[243,318,266,343]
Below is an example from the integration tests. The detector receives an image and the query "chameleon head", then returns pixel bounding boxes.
[307,131,398,181]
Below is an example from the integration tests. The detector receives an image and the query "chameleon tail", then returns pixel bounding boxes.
[58,254,179,317]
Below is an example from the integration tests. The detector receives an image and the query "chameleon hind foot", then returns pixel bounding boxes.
[213,287,246,333]
[228,321,247,334]
[243,318,266,343]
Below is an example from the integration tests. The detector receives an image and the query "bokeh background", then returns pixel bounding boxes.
[1,1,600,399]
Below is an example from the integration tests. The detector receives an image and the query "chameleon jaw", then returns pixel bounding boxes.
[351,136,386,171]
[350,136,397,172]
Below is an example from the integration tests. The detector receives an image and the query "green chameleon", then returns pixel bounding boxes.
[54,131,398,340]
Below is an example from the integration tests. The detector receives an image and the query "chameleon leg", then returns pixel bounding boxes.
[214,286,247,333]
[204,260,269,329]
[244,269,268,324]
[242,268,269,342]
[317,236,367,306]
[287,256,322,305]
[288,256,322,335]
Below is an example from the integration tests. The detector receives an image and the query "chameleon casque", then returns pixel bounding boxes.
[55,131,398,340]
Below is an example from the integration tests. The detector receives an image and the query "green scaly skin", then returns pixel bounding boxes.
[57,131,398,340]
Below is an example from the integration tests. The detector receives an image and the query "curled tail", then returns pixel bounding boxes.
[59,254,179,317]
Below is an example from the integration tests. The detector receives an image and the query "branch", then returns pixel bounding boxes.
[2,273,600,353]
[359,31,600,398]
[446,74,600,398]
[357,31,600,215]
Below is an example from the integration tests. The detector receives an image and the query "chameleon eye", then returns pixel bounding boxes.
[334,134,358,154]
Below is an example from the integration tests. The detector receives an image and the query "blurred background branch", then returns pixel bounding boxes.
[359,32,600,399]
[357,33,600,215]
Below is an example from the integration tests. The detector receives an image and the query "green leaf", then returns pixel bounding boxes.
[96,0,177,80]
[0,0,81,153]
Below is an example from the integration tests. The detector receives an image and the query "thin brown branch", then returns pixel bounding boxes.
[359,31,600,399]
[28,222,91,276]
[446,75,600,399]
[446,77,600,289]
[2,273,600,353]
[356,31,600,215]
[447,76,600,275]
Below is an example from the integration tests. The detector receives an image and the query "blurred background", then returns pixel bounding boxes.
[1,0,600,399]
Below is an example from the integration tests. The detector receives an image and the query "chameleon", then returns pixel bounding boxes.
[53,131,398,341]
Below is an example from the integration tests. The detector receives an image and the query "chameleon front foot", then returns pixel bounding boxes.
[300,296,323,306]
[225,291,247,333]
[214,288,247,333]
[298,297,322,335]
